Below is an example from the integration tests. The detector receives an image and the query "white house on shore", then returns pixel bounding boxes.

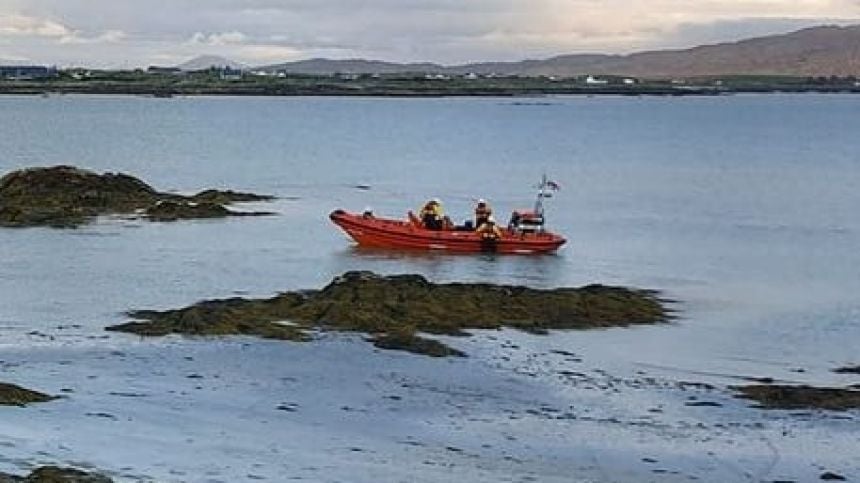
[585,75,609,85]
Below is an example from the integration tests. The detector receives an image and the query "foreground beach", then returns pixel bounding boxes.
[3,325,857,481]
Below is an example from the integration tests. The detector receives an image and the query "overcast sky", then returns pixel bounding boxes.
[0,0,858,67]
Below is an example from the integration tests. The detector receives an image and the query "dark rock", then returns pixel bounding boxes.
[735,385,860,410]
[85,412,117,420]
[833,366,860,375]
[0,466,112,482]
[557,370,587,377]
[0,166,154,227]
[108,392,147,398]
[276,403,299,412]
[0,383,57,406]
[746,377,775,384]
[684,401,723,407]
[108,271,669,357]
[110,294,310,342]
[145,200,241,221]
[677,381,716,391]
[0,166,273,227]
[371,330,467,358]
[820,472,847,481]
[190,189,274,204]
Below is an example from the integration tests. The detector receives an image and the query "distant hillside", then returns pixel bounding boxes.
[498,24,860,78]
[177,55,246,71]
[258,25,860,78]
[261,58,442,75]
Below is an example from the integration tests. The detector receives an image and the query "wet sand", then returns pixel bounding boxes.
[1,329,857,482]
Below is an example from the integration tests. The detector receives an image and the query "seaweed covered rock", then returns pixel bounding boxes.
[109,271,670,357]
[190,189,274,204]
[735,384,860,410]
[113,293,310,341]
[369,325,467,358]
[300,272,669,335]
[145,200,231,221]
[0,166,157,227]
[0,383,57,406]
[0,166,273,227]
[0,466,112,482]
[145,199,272,222]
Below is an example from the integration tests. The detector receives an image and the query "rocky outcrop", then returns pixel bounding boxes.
[0,466,112,482]
[0,166,273,227]
[144,200,232,221]
[189,189,272,204]
[0,383,56,406]
[734,384,860,410]
[108,271,670,357]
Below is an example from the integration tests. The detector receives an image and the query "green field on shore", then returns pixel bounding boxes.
[2,69,859,96]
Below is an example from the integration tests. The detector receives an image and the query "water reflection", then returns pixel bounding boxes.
[333,246,569,288]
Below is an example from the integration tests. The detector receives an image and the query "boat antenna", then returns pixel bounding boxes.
[534,173,548,218]
[533,173,560,227]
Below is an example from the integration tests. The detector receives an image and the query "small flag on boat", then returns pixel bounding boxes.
[546,180,561,191]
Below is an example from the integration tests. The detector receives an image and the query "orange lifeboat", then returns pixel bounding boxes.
[331,176,566,254]
[329,210,566,254]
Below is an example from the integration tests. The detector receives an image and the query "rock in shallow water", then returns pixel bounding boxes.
[820,471,847,481]
[734,384,860,410]
[0,383,56,406]
[144,199,231,221]
[108,271,671,357]
[0,165,274,227]
[0,466,112,482]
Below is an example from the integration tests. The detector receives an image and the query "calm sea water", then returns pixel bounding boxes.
[2,94,858,364]
[0,94,858,480]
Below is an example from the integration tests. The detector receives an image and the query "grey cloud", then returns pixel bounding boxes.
[0,0,858,66]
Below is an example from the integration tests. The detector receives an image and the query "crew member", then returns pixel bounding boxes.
[420,198,444,230]
[474,199,493,228]
[476,216,502,241]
